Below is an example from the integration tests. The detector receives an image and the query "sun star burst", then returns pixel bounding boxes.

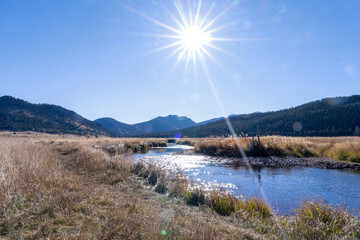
[180,25,212,54]
[131,0,240,72]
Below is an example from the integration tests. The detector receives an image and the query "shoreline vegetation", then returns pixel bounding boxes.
[176,136,360,169]
[1,133,360,239]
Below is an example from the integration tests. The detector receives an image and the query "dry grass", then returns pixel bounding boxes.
[188,136,360,162]
[0,134,258,239]
[1,133,359,239]
[284,200,360,239]
[0,138,75,237]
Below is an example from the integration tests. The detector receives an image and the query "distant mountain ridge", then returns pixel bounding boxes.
[134,115,196,133]
[95,115,197,137]
[0,95,220,137]
[3,95,359,138]
[94,117,143,136]
[0,96,111,136]
[196,117,224,125]
[144,95,360,137]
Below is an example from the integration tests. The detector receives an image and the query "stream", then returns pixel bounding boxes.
[131,145,360,215]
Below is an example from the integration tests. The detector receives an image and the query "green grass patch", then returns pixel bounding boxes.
[184,188,206,206]
[288,200,360,239]
[336,150,360,163]
[208,191,238,216]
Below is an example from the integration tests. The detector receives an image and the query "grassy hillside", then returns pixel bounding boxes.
[146,95,360,137]
[0,96,111,136]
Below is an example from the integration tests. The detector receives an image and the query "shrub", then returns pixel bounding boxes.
[337,151,360,163]
[147,165,163,186]
[154,178,167,194]
[184,188,205,206]
[348,153,360,163]
[140,144,149,153]
[176,140,194,146]
[148,171,158,186]
[131,162,146,175]
[168,175,188,197]
[150,142,167,147]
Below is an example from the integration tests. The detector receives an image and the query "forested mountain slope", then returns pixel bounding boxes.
[0,96,111,136]
[145,95,360,137]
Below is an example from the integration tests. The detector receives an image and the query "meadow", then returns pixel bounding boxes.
[0,132,359,239]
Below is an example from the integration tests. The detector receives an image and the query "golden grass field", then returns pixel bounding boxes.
[0,132,359,239]
[178,136,360,162]
[0,133,260,239]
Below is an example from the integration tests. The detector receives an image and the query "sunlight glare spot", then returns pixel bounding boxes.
[181,26,212,52]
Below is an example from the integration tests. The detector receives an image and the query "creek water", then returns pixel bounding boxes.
[131,145,360,216]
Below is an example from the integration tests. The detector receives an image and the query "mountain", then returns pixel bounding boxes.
[94,117,143,136]
[134,115,196,133]
[95,115,197,136]
[5,94,359,138]
[196,114,262,126]
[0,96,111,136]
[144,95,360,137]
[197,117,224,125]
[228,112,262,118]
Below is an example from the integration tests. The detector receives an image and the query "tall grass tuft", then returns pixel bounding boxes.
[154,178,167,194]
[184,188,206,206]
[287,200,360,239]
[147,164,163,186]
[208,190,238,216]
[168,173,188,197]
[237,197,272,219]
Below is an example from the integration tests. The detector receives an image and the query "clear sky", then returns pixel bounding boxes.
[1,0,359,124]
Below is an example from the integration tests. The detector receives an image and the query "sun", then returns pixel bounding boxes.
[180,25,212,55]
[129,0,240,71]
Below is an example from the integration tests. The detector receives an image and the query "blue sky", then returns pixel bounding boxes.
[1,0,359,124]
